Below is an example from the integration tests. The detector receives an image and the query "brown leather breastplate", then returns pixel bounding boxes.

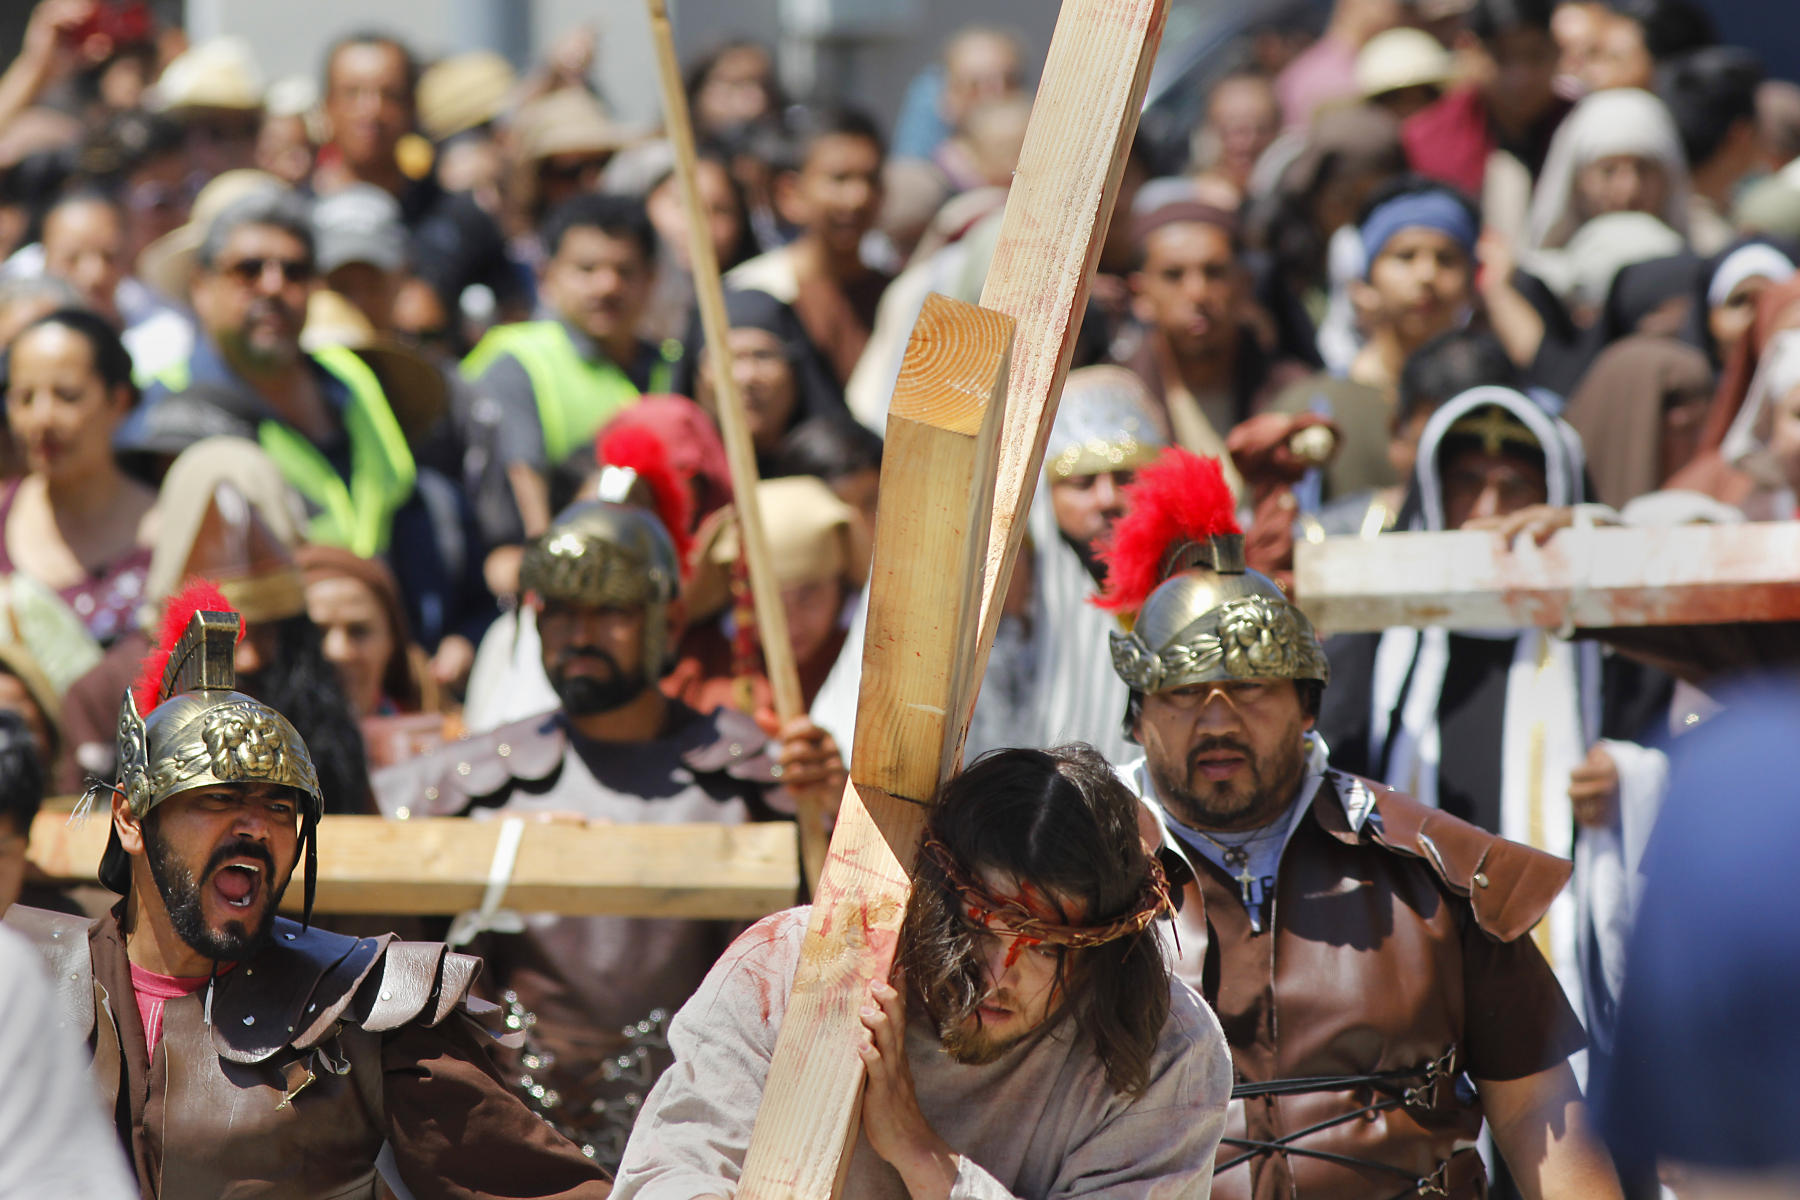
[1166,805,1488,1199]
[148,995,388,1199]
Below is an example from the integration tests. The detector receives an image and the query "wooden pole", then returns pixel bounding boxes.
[965,0,1169,751]
[644,0,827,890]
[28,814,798,919]
[738,295,1014,1200]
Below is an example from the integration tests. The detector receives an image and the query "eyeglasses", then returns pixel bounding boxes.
[220,257,315,285]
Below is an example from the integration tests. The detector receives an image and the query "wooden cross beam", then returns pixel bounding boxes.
[1294,523,1800,635]
[25,813,798,920]
[737,1,1168,1194]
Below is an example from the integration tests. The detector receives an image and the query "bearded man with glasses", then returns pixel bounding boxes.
[130,186,421,563]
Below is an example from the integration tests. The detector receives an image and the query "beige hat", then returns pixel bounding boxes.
[514,88,629,161]
[150,36,265,113]
[144,436,309,619]
[1355,28,1453,100]
[685,477,866,619]
[136,169,286,301]
[418,51,517,141]
[301,291,450,444]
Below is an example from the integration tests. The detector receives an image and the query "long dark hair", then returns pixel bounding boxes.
[242,615,371,815]
[898,744,1171,1096]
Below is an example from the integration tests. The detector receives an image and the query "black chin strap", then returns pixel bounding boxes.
[300,817,318,930]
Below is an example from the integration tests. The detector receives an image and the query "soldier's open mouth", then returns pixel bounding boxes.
[213,862,262,909]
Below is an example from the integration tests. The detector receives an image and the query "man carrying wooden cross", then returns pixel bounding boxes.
[1102,448,1623,1199]
[611,743,1232,1199]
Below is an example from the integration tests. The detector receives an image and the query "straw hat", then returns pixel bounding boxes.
[513,88,630,161]
[149,36,265,113]
[301,291,449,444]
[417,51,517,142]
[684,477,866,619]
[136,169,286,301]
[1355,28,1453,101]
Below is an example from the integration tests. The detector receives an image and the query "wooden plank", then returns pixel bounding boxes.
[854,294,1013,799]
[1295,523,1800,634]
[645,0,827,892]
[27,814,799,920]
[737,297,1013,1198]
[967,0,1170,740]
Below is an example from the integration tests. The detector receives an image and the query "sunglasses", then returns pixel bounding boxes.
[220,257,315,285]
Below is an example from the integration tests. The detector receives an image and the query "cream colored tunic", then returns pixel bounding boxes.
[614,907,1232,1200]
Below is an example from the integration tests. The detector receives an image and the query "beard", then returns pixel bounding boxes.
[548,646,648,716]
[1149,730,1309,832]
[936,995,1040,1066]
[143,818,286,962]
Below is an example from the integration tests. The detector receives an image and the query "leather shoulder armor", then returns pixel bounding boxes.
[677,704,778,786]
[210,917,483,1064]
[1337,773,1573,943]
[371,710,566,817]
[3,906,97,1039]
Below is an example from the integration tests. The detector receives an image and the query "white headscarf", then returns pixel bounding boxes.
[1526,88,1691,252]
[1720,328,1800,477]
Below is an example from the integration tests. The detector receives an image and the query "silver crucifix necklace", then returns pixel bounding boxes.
[1179,823,1286,909]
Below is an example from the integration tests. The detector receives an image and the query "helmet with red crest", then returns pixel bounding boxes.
[87,580,323,921]
[1095,449,1329,697]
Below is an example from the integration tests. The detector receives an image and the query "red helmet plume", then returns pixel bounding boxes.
[598,424,694,572]
[1093,449,1239,614]
[133,579,238,711]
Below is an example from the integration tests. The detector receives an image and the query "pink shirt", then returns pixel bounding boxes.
[1275,35,1359,128]
[129,962,216,1051]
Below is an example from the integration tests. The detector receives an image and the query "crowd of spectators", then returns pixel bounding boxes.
[1,0,1797,1184]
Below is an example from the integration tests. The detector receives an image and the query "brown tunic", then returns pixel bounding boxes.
[1135,766,1583,1200]
[4,904,609,1200]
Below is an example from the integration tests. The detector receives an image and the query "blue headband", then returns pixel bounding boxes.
[1360,191,1478,277]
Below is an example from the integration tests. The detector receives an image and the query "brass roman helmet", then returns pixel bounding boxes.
[1109,535,1330,693]
[89,585,323,914]
[1097,449,1329,695]
[519,499,682,676]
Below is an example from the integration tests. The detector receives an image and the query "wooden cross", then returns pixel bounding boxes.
[1295,522,1800,634]
[25,812,798,920]
[1294,522,1800,683]
[734,2,1168,1195]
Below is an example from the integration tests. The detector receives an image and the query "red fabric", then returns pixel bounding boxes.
[1403,86,1495,198]
[597,395,733,530]
[129,962,213,1052]
[1668,275,1800,501]
[597,423,695,569]
[1094,450,1240,614]
[133,579,236,712]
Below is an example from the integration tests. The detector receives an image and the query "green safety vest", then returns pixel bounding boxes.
[154,347,416,558]
[460,320,675,466]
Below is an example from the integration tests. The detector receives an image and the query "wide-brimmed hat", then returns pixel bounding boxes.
[136,169,286,301]
[300,291,449,444]
[148,36,265,113]
[417,51,517,141]
[513,88,631,162]
[1355,28,1452,101]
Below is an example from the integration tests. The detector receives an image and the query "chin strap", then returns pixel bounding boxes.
[300,817,318,931]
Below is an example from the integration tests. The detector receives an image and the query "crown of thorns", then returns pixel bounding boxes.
[920,838,1172,952]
